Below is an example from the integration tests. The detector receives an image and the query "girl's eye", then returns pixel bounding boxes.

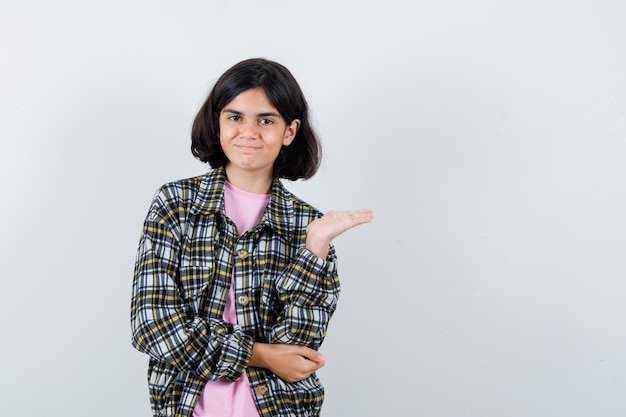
[228,115,241,122]
[259,119,273,125]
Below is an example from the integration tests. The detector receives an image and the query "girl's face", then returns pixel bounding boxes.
[219,87,300,182]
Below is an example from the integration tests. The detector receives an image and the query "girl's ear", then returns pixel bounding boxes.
[283,119,300,146]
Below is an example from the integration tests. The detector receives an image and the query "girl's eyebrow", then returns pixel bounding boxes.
[258,112,281,118]
[222,108,281,118]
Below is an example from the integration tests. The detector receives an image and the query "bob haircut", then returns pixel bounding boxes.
[191,58,322,181]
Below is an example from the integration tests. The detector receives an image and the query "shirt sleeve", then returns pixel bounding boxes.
[267,246,340,350]
[130,194,254,381]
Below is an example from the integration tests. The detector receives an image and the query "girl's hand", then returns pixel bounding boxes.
[249,343,326,383]
[306,208,374,258]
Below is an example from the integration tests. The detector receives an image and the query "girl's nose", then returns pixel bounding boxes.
[239,120,258,138]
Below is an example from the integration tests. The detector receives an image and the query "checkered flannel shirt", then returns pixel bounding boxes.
[131,167,340,417]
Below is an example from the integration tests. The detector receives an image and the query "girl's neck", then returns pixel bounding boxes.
[224,165,273,194]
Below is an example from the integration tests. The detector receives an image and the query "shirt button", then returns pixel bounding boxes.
[255,384,269,395]
[237,295,250,306]
[237,249,249,260]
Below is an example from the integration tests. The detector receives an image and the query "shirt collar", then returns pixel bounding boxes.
[190,167,294,238]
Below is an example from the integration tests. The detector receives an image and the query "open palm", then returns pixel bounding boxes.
[305,208,374,258]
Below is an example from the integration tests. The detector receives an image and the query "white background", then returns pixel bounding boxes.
[1,1,625,416]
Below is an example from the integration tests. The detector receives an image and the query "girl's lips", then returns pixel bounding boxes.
[236,145,261,151]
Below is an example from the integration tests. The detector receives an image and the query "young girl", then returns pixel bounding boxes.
[131,58,373,417]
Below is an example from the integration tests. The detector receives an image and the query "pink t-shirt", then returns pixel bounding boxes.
[193,181,270,417]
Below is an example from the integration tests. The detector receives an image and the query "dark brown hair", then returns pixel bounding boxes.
[191,58,321,180]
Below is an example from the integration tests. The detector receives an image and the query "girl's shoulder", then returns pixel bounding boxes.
[150,169,225,215]
[277,182,324,220]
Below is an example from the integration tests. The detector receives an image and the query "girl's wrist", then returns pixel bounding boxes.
[249,342,270,369]
[305,236,329,259]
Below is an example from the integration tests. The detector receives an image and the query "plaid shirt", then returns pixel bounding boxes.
[131,167,340,417]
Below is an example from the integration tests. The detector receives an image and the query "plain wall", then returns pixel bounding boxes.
[1,1,625,416]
